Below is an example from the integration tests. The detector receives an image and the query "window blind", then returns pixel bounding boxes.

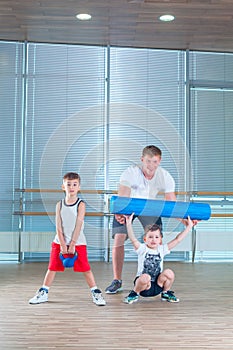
[108,48,187,191]
[0,41,24,232]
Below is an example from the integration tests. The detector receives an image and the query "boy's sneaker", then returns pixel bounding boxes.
[29,287,48,304]
[124,290,139,304]
[161,290,179,303]
[105,279,122,294]
[92,289,106,306]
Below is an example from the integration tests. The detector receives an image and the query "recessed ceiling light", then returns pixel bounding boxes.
[159,14,175,22]
[76,13,92,21]
[128,0,145,3]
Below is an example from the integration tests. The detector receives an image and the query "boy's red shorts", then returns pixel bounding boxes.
[48,242,91,272]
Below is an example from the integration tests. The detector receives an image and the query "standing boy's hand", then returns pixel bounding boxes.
[67,243,75,254]
[60,244,68,254]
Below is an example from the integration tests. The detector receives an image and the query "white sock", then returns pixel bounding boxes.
[90,286,98,292]
[42,285,49,292]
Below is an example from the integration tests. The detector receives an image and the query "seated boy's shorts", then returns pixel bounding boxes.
[134,275,163,297]
[112,215,162,239]
[48,242,91,272]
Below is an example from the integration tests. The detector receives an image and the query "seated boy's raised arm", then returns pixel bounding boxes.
[125,213,140,250]
[167,216,194,251]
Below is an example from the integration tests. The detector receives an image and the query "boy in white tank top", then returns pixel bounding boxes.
[29,172,106,306]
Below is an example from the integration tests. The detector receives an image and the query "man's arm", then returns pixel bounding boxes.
[165,191,198,226]
[115,184,131,224]
[164,191,185,224]
[118,184,131,197]
[164,191,176,201]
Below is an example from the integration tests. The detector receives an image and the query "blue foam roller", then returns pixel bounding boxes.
[110,196,211,220]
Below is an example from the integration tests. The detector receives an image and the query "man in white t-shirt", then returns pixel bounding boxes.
[105,145,177,294]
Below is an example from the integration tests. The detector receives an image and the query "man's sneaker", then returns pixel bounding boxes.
[29,287,48,304]
[92,289,106,306]
[124,290,139,304]
[105,279,122,294]
[161,290,179,303]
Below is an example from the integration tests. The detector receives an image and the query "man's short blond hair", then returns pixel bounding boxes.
[142,145,162,158]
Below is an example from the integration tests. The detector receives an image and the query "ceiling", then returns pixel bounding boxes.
[1,0,233,53]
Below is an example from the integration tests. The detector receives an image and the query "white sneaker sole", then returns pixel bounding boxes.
[124,298,138,304]
[93,302,106,306]
[29,297,48,304]
[105,287,122,294]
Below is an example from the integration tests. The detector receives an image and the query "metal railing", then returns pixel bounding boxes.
[13,189,233,263]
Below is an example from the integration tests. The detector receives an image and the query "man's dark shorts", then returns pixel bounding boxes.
[112,215,162,239]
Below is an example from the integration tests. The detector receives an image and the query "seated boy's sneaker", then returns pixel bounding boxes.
[29,287,48,304]
[92,289,106,306]
[105,279,122,294]
[124,290,139,304]
[161,290,179,303]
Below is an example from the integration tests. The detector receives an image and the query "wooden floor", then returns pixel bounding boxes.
[0,261,233,350]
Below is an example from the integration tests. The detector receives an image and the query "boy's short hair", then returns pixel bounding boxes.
[63,172,81,183]
[144,223,162,237]
[142,145,162,158]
